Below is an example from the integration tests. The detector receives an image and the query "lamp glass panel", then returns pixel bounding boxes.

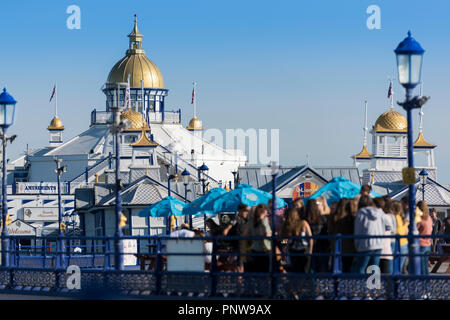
[0,104,5,126]
[410,54,423,85]
[396,54,410,85]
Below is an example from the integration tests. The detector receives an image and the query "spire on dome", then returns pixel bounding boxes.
[127,14,144,54]
[352,100,371,160]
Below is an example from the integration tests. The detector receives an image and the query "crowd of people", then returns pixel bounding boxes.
[172,185,449,275]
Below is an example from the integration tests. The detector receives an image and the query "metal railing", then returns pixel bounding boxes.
[0,233,448,299]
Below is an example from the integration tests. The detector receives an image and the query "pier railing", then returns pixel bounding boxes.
[0,233,448,299]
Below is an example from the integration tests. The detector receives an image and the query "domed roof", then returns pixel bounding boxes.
[121,109,149,131]
[352,145,371,159]
[374,109,407,132]
[107,16,164,89]
[413,132,436,148]
[48,116,64,130]
[186,117,203,131]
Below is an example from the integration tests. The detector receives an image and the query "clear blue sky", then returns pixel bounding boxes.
[1,0,450,182]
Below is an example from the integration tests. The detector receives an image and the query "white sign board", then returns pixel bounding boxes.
[122,239,137,266]
[166,239,204,272]
[23,207,59,222]
[7,220,36,236]
[17,182,58,194]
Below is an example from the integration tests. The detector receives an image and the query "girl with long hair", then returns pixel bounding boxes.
[246,203,272,272]
[393,201,408,273]
[328,198,356,273]
[304,198,330,273]
[282,208,313,273]
[417,200,432,275]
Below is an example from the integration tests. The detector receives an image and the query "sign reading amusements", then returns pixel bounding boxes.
[23,207,59,222]
[17,182,58,194]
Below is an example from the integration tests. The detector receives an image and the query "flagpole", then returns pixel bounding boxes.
[193,81,197,118]
[363,100,368,147]
[419,82,424,133]
[55,83,58,117]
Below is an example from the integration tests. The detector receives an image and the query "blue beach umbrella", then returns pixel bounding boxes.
[306,177,381,205]
[140,196,187,217]
[140,196,187,234]
[202,184,287,213]
[182,188,227,216]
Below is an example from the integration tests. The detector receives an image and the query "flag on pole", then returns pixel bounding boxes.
[191,85,195,104]
[49,85,56,102]
[387,82,393,99]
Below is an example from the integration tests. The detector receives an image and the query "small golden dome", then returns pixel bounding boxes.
[107,16,164,89]
[414,132,436,148]
[121,109,149,131]
[48,116,64,130]
[131,128,159,147]
[352,145,371,159]
[374,109,407,132]
[186,117,203,131]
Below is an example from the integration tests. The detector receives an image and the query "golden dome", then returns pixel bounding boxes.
[48,116,64,130]
[352,145,372,159]
[414,132,436,148]
[186,117,203,131]
[121,109,150,131]
[107,16,164,89]
[374,109,407,132]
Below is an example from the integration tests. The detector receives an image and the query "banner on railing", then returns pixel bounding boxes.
[17,182,58,194]
[23,207,58,221]
[123,239,137,266]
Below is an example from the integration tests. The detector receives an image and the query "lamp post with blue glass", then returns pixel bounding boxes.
[394,31,429,275]
[419,169,428,201]
[0,88,17,267]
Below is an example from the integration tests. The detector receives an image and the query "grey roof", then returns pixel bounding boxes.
[362,168,437,185]
[45,125,110,156]
[97,176,186,207]
[238,165,361,190]
[390,178,450,207]
[362,168,438,196]
[128,168,161,183]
